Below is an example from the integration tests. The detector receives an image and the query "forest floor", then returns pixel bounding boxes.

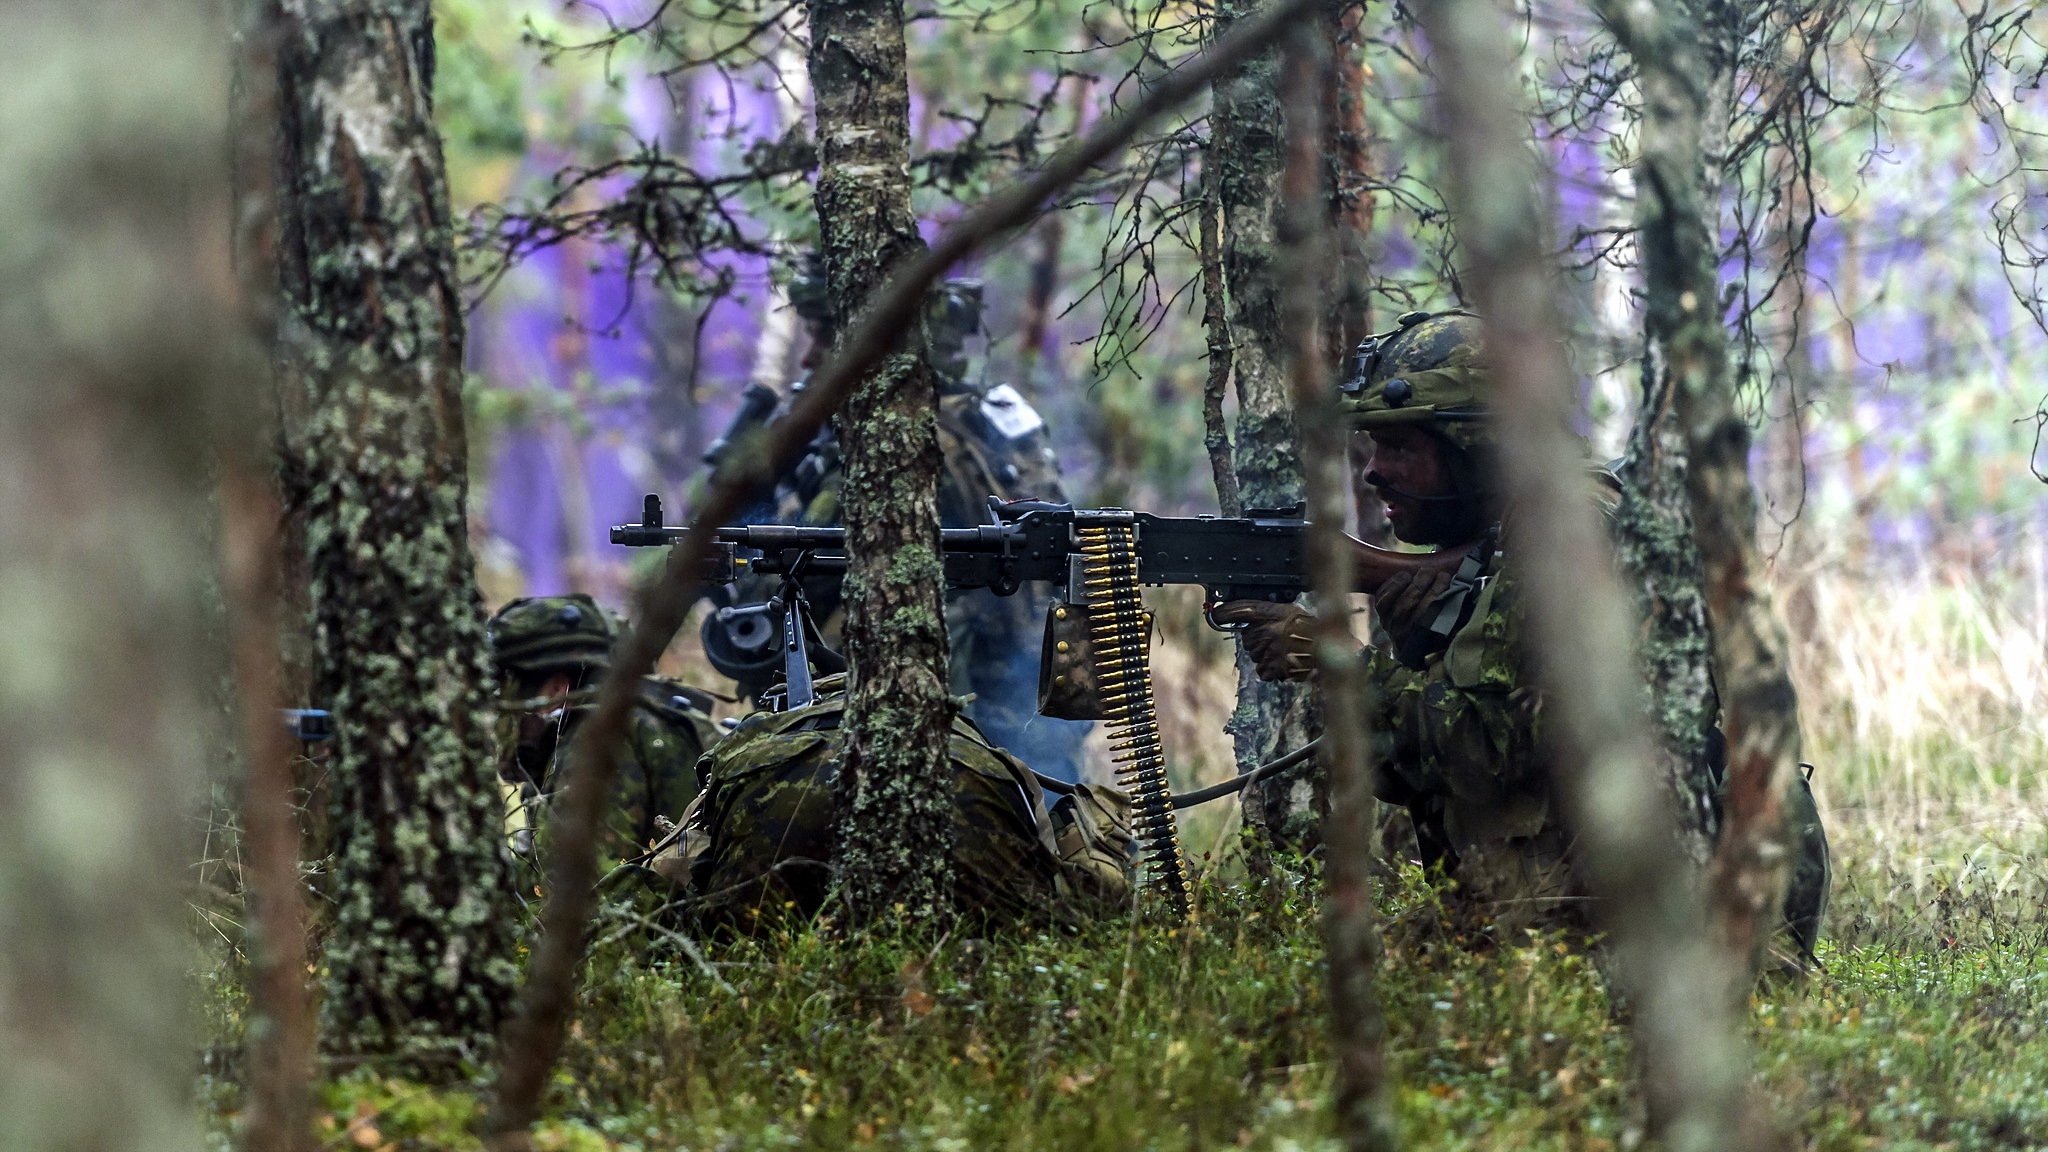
[199,571,2048,1150]
[202,805,2048,1152]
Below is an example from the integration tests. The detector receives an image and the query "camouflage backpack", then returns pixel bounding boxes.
[650,680,1131,932]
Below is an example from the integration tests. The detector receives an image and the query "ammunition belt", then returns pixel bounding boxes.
[1078,521,1193,918]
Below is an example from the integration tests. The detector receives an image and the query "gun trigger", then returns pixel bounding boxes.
[1203,601,1241,632]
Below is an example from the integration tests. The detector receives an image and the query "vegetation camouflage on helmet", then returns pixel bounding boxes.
[486,594,616,674]
[1339,310,1493,454]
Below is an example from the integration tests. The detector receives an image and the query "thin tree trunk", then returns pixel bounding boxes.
[1200,149,1241,518]
[1279,25,1399,1152]
[0,3,228,1146]
[806,0,956,926]
[231,4,314,1147]
[483,13,1319,1137]
[1214,0,1321,852]
[1320,0,1376,363]
[1017,60,1094,392]
[1410,0,1767,1148]
[275,0,521,1073]
[1593,0,1809,984]
[1603,0,1726,863]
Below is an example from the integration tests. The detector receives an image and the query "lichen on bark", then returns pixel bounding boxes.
[274,0,520,1072]
[1211,0,1322,853]
[807,0,957,927]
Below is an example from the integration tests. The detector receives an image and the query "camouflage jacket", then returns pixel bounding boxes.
[650,687,1130,932]
[505,677,723,865]
[1364,496,1830,954]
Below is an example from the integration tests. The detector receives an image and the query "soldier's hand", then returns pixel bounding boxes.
[1208,600,1318,683]
[1373,568,1454,645]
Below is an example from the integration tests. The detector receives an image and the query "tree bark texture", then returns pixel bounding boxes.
[231,4,316,1148]
[807,0,957,926]
[1410,0,1767,1148]
[1213,0,1322,851]
[1594,0,1808,981]
[1319,0,1377,365]
[0,4,227,1147]
[1278,26,1400,1152]
[275,0,521,1071]
[1603,0,1734,864]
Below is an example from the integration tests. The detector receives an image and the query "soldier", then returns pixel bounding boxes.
[1214,310,1829,964]
[647,675,1133,933]
[486,594,723,866]
[701,254,1091,781]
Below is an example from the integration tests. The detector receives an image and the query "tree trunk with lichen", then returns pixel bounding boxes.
[1605,0,1735,863]
[0,5,226,1147]
[807,0,955,926]
[274,0,521,1073]
[1212,0,1321,853]
[1594,0,1807,983]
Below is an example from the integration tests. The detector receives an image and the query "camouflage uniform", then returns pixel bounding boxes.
[650,678,1132,932]
[486,595,723,865]
[1342,311,1829,955]
[730,265,1091,781]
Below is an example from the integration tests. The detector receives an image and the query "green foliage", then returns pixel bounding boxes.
[203,811,2048,1148]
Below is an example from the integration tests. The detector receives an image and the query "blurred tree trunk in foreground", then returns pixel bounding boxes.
[231,2,316,1148]
[274,0,521,1072]
[0,2,226,1147]
[1594,0,1809,981]
[1211,0,1321,855]
[807,0,956,926]
[1278,24,1400,1152]
[1411,0,1772,1148]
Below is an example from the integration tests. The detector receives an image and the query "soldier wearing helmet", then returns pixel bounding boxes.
[487,594,722,865]
[703,251,1091,782]
[1214,311,1828,960]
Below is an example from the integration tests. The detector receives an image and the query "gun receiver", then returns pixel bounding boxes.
[610,493,1465,604]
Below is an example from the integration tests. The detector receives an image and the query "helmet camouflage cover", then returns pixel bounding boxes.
[1339,309,1493,455]
[486,594,616,675]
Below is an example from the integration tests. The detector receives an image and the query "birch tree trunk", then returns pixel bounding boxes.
[807,0,956,925]
[1411,0,1770,1146]
[275,0,522,1071]
[1212,0,1321,853]
[0,3,227,1147]
[1602,0,1736,862]
[1593,0,1809,981]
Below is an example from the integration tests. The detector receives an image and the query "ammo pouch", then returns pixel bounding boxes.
[1037,601,1150,720]
[1049,783,1136,905]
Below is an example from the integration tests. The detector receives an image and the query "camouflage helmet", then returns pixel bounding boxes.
[1339,309,1492,454]
[486,594,616,675]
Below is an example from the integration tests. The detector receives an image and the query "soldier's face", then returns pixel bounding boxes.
[1363,426,1460,545]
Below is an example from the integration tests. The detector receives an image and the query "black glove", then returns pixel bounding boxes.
[1208,600,1318,683]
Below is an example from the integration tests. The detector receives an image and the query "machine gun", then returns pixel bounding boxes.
[611,492,1466,611]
